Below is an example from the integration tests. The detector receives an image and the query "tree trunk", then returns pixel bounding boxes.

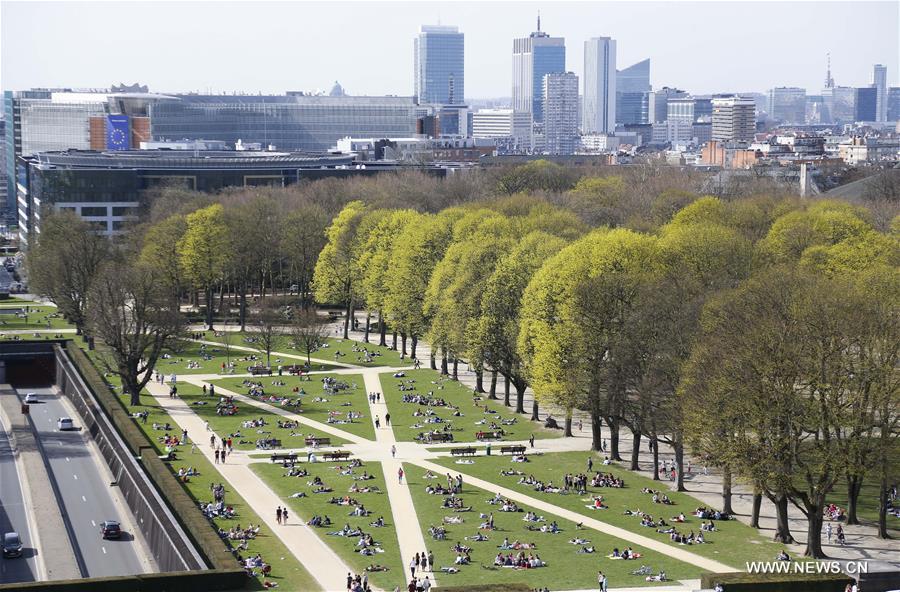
[772,492,795,544]
[674,437,686,492]
[846,474,863,526]
[878,474,890,539]
[804,497,827,558]
[488,370,498,400]
[379,316,387,346]
[343,301,351,339]
[630,430,641,471]
[239,288,247,331]
[515,382,526,414]
[401,333,408,357]
[750,491,763,529]
[206,285,214,330]
[564,409,572,437]
[590,396,603,451]
[411,335,418,360]
[722,466,735,514]
[364,313,371,343]
[475,366,484,393]
[440,350,448,375]
[451,358,458,381]
[651,436,660,481]
[606,417,622,461]
[503,374,511,407]
[531,398,539,421]
[391,330,397,350]
[430,350,437,370]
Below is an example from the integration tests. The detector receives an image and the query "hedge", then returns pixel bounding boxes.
[700,570,853,592]
[64,342,243,574]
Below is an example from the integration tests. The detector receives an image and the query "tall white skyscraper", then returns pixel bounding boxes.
[583,37,616,134]
[512,17,566,123]
[873,64,887,122]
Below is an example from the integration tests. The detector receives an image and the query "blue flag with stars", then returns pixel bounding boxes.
[106,115,130,150]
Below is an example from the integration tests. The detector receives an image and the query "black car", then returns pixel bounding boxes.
[2,532,23,558]
[100,521,122,540]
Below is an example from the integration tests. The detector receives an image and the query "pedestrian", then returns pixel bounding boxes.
[377,392,381,402]
[826,522,833,543]
[587,456,593,473]
[598,570,607,592]
[191,442,196,454]
[427,550,434,572]
[276,506,283,525]
[203,384,207,395]
[282,508,288,524]
[385,413,391,426]
[578,419,583,432]
[398,467,404,483]
[214,449,220,464]
[420,550,427,573]
[529,434,535,448]
[205,420,210,432]
[409,557,417,579]
[346,572,352,591]
[601,438,607,452]
[220,449,226,464]
[391,444,397,458]
[210,434,215,447]
[422,575,431,591]
[182,429,189,443]
[375,416,381,429]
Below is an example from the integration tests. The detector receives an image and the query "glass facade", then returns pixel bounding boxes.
[512,33,565,123]
[20,102,105,155]
[414,26,464,105]
[855,87,877,122]
[532,44,566,122]
[151,95,419,152]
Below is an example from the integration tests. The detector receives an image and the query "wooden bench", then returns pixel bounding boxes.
[500,445,526,455]
[249,366,272,375]
[271,452,298,463]
[284,365,307,375]
[427,432,454,443]
[475,431,503,441]
[323,450,351,462]
[450,447,477,457]
[305,437,331,447]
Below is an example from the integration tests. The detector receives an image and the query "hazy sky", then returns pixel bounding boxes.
[1,1,897,99]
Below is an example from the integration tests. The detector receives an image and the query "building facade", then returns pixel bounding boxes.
[711,96,756,144]
[874,64,887,122]
[512,21,566,123]
[472,109,532,152]
[583,37,616,134]
[542,72,579,155]
[414,25,465,105]
[888,87,900,122]
[648,87,687,124]
[615,59,650,125]
[855,87,877,122]
[821,86,856,124]
[768,87,807,124]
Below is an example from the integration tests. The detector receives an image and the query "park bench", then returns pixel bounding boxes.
[475,431,503,441]
[284,365,307,375]
[305,437,332,447]
[450,447,477,457]
[271,452,298,463]
[323,450,351,462]
[249,366,272,375]
[500,445,526,455]
[427,432,454,443]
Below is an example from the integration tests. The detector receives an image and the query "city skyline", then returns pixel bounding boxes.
[2,1,897,99]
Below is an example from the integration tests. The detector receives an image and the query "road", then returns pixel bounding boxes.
[0,414,39,583]
[20,388,148,578]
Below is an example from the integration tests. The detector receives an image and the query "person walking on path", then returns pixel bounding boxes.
[375,416,381,429]
[587,456,593,473]
[385,413,391,426]
[391,444,397,458]
[398,467,404,483]
[422,575,431,591]
[427,550,434,572]
[420,550,427,573]
[377,392,381,402]
[826,522,833,543]
[409,556,417,579]
[276,506,283,525]
[282,508,289,524]
[214,449,220,464]
[346,572,352,591]
[529,434,535,448]
[598,570,608,592]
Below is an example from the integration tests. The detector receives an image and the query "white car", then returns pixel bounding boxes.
[24,393,38,404]
[57,417,75,431]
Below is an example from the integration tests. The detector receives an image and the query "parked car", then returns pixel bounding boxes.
[24,393,38,404]
[2,532,23,558]
[100,521,121,540]
[57,417,75,431]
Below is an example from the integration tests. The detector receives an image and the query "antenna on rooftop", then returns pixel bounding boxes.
[537,10,541,32]
[825,52,834,89]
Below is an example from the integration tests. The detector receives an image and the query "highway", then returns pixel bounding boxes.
[0,414,39,583]
[19,388,148,578]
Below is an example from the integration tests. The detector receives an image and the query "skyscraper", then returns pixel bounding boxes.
[768,87,807,124]
[873,64,887,122]
[855,87,877,122]
[616,59,650,125]
[512,16,565,123]
[583,37,616,134]
[414,25,465,105]
[711,96,755,144]
[542,72,579,155]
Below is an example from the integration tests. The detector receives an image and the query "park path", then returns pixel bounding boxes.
[410,458,736,574]
[144,380,357,592]
[361,369,435,588]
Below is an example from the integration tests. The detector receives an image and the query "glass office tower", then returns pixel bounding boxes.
[512,19,566,123]
[414,25,465,105]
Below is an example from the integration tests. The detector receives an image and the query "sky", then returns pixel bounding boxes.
[1,1,897,99]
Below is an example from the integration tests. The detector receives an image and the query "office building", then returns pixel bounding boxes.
[543,72,579,155]
[693,98,713,121]
[583,37,616,134]
[648,87,687,123]
[0,119,5,220]
[711,96,756,144]
[822,86,856,123]
[855,87,877,122]
[888,87,900,122]
[512,17,566,123]
[472,109,532,152]
[768,87,807,124]
[150,94,420,152]
[615,59,650,125]
[874,64,887,122]
[414,25,465,105]
[667,97,696,125]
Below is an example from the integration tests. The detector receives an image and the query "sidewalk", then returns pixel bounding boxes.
[144,381,356,592]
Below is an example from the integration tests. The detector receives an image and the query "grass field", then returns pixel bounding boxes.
[85,353,320,590]
[403,463,699,589]
[431,452,785,568]
[0,304,72,331]
[252,460,405,590]
[172,381,348,449]
[209,373,374,440]
[379,369,561,444]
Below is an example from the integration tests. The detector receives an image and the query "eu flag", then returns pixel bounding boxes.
[106,115,130,150]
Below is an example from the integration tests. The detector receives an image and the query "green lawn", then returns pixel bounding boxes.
[196,331,341,372]
[0,305,72,331]
[83,352,320,590]
[252,460,405,590]
[155,339,251,375]
[209,373,374,440]
[403,463,699,589]
[379,369,561,444]
[431,452,785,568]
[823,475,900,535]
[173,381,349,449]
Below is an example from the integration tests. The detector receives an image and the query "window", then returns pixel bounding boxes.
[112,206,136,217]
[81,206,107,217]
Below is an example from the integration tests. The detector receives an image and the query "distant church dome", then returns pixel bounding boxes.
[329,81,346,97]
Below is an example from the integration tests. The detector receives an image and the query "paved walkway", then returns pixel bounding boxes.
[144,381,356,592]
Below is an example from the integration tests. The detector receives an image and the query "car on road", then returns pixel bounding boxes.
[100,521,122,540]
[57,417,75,431]
[24,393,38,404]
[2,532,23,558]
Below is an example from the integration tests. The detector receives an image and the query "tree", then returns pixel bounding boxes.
[87,261,182,406]
[313,201,367,338]
[290,307,328,366]
[177,204,230,330]
[565,175,628,227]
[138,214,186,300]
[247,305,285,368]
[495,160,578,195]
[281,203,329,307]
[27,209,109,335]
